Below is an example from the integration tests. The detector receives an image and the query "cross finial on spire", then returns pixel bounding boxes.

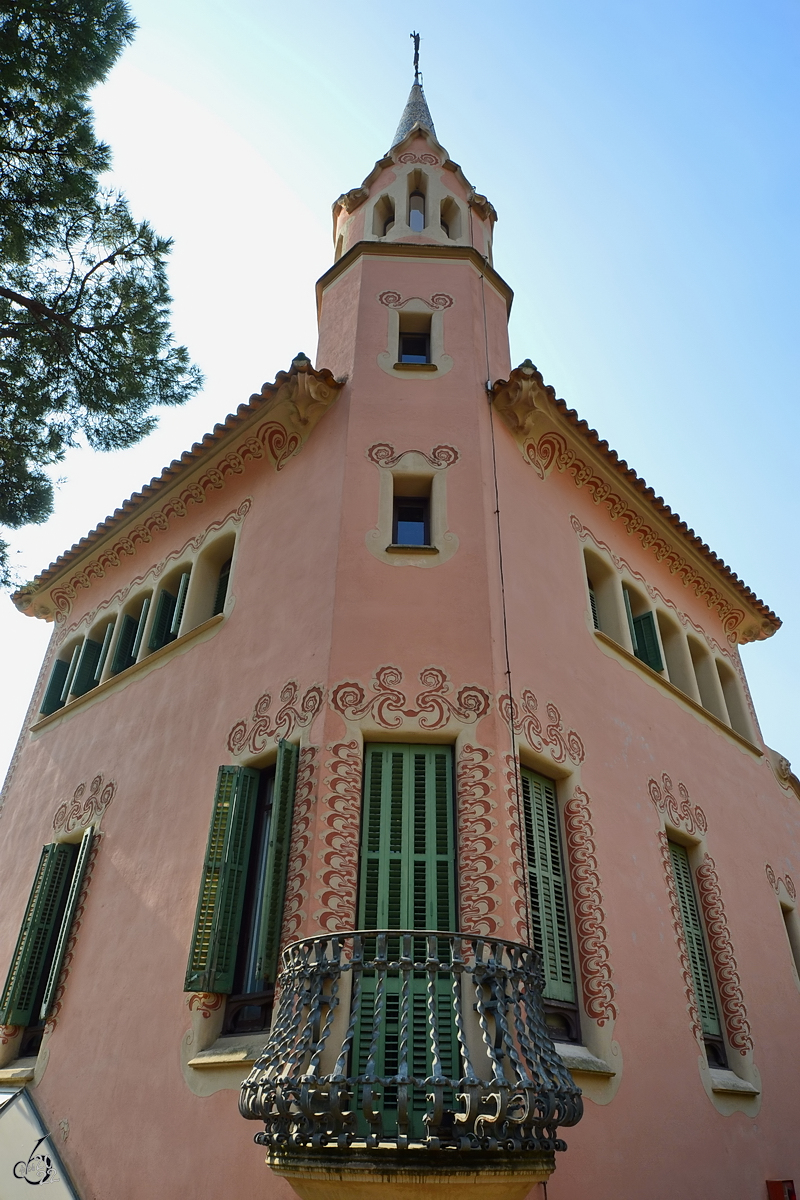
[411,31,420,84]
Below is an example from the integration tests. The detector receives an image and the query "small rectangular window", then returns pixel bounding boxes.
[393,497,430,546]
[399,331,430,364]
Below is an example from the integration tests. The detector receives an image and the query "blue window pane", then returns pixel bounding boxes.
[396,519,426,545]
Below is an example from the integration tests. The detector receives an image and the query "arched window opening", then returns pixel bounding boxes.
[440,197,461,240]
[372,194,395,238]
[409,191,425,232]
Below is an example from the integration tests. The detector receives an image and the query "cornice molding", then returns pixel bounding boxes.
[315,241,513,317]
[491,361,780,644]
[12,358,343,619]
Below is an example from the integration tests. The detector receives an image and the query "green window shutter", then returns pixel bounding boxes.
[521,768,576,1003]
[149,588,177,651]
[358,744,455,932]
[40,660,69,715]
[71,639,103,697]
[94,620,116,682]
[213,559,232,616]
[589,586,600,630]
[184,765,260,994]
[170,572,191,636]
[0,842,77,1026]
[668,842,721,1037]
[257,740,298,985]
[40,827,95,1020]
[110,614,138,675]
[623,587,638,652]
[633,611,664,672]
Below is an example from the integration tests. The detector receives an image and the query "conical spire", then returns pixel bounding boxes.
[391,81,437,148]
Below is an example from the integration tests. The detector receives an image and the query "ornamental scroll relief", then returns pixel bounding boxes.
[491,361,755,642]
[649,773,753,1055]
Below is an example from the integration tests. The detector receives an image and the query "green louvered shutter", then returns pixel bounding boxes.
[356,745,457,1138]
[40,660,69,715]
[170,572,191,636]
[257,740,298,985]
[149,588,177,651]
[184,766,260,993]
[668,842,721,1036]
[40,827,95,1020]
[71,639,103,697]
[633,611,664,672]
[0,842,77,1026]
[110,614,138,675]
[358,744,456,932]
[589,586,600,630]
[521,768,576,1003]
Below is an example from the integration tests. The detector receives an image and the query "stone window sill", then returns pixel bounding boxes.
[393,362,438,372]
[0,1058,36,1085]
[186,1032,267,1071]
[709,1068,759,1096]
[593,630,762,757]
[385,544,439,555]
[552,1041,615,1077]
[31,613,225,733]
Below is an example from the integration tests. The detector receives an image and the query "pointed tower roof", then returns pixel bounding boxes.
[391,81,437,148]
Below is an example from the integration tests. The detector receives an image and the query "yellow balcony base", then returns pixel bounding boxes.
[268,1149,554,1200]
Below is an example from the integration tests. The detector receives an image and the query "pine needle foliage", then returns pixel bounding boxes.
[0,1,202,584]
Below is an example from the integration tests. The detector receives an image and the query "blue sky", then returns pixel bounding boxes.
[2,0,798,779]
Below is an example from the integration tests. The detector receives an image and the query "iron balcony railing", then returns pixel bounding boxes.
[239,931,583,1155]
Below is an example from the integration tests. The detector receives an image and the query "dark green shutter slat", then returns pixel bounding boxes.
[170,572,191,636]
[40,660,69,715]
[40,827,94,1020]
[258,740,298,984]
[589,587,600,629]
[633,611,664,672]
[355,745,458,1141]
[359,745,455,932]
[668,842,721,1037]
[0,842,77,1026]
[623,587,637,652]
[522,769,576,1003]
[183,765,260,993]
[149,589,177,651]
[71,639,103,697]
[94,620,116,681]
[110,614,138,675]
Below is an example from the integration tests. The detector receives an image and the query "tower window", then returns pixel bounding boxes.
[393,497,430,547]
[409,190,425,232]
[373,194,395,238]
[398,310,431,364]
[440,197,461,240]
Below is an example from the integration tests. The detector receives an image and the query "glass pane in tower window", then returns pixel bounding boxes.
[394,499,429,546]
[399,332,430,363]
[409,192,425,231]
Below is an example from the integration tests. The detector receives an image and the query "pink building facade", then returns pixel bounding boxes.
[1,84,799,1200]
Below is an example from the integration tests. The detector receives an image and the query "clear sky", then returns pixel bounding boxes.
[2,0,798,782]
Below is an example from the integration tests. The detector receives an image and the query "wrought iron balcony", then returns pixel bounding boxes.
[240,930,583,1171]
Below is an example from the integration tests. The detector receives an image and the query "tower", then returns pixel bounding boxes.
[1,66,798,1200]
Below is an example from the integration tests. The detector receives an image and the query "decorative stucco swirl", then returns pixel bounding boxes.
[456,744,501,936]
[648,774,707,836]
[563,788,616,1026]
[498,689,584,765]
[366,442,459,469]
[766,864,797,900]
[330,665,490,731]
[696,855,753,1055]
[656,830,703,1043]
[227,681,324,756]
[53,774,116,837]
[314,740,363,934]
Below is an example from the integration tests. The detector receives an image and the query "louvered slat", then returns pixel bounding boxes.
[633,611,664,672]
[257,740,298,985]
[0,842,77,1026]
[668,842,721,1036]
[40,827,95,1019]
[148,588,177,652]
[40,659,69,715]
[184,766,260,993]
[521,769,576,1003]
[110,614,138,675]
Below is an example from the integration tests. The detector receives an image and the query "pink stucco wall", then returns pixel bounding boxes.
[1,123,798,1200]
